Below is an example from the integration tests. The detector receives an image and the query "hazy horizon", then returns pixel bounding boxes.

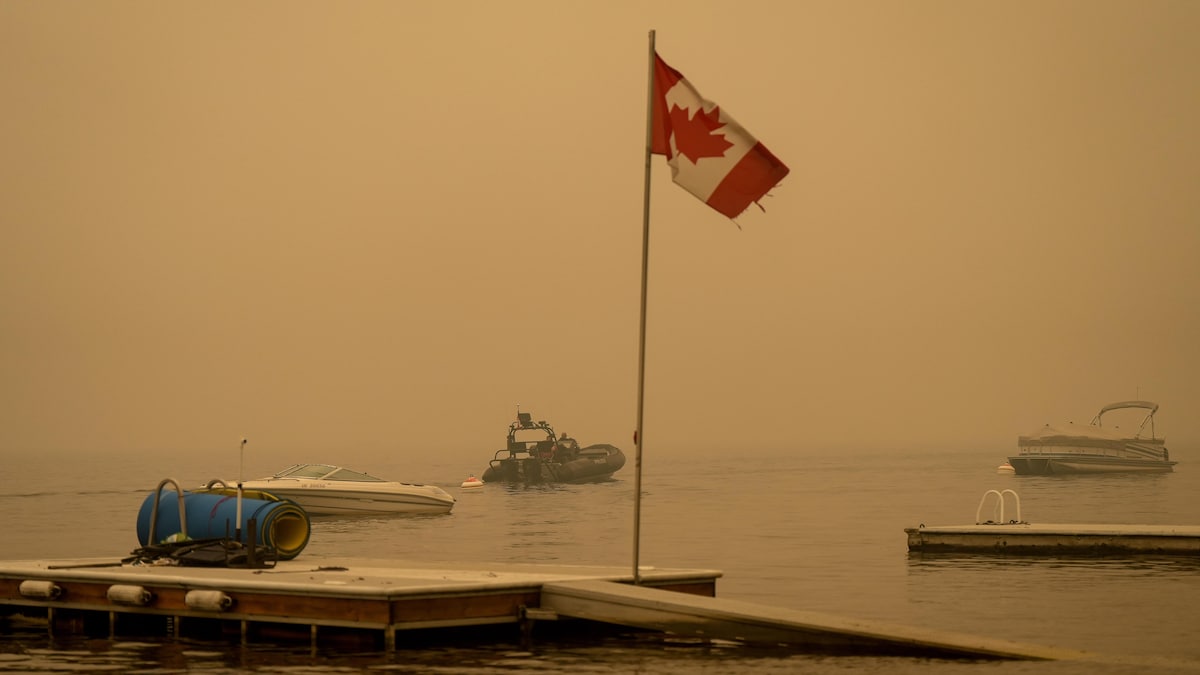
[3,2,1198,460]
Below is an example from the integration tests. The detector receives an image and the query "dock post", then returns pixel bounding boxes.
[246,519,258,568]
[517,605,557,649]
[310,624,318,657]
[108,611,115,639]
[384,625,395,653]
[240,619,248,646]
[519,611,533,649]
[518,605,537,650]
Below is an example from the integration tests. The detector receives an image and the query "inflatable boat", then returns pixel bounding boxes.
[481,411,625,484]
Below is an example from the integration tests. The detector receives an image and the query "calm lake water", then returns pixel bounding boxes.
[2,444,1198,673]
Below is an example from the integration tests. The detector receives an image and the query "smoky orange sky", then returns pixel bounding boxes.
[2,1,1198,462]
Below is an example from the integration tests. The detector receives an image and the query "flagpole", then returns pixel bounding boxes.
[632,29,656,585]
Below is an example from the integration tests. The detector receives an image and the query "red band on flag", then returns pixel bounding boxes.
[707,142,791,218]
[651,55,684,157]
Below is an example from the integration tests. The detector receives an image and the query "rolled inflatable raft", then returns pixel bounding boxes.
[136,488,311,560]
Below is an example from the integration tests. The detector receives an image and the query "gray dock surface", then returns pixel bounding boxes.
[542,578,1088,660]
[907,523,1200,554]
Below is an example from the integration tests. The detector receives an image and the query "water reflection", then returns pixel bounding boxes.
[907,552,1200,574]
[0,623,1010,675]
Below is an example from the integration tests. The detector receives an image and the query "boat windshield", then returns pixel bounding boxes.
[325,468,385,482]
[274,464,384,482]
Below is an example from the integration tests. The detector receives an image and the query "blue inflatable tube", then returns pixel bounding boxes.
[136,488,311,560]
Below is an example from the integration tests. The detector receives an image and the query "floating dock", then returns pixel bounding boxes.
[908,489,1200,555]
[0,557,715,652]
[907,522,1200,555]
[0,556,1086,660]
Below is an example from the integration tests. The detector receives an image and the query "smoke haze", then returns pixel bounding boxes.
[2,2,1198,464]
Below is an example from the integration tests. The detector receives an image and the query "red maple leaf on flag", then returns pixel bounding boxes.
[668,103,734,163]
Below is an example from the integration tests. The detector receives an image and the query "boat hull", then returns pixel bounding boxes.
[1006,455,1176,475]
[483,445,626,484]
[240,484,455,516]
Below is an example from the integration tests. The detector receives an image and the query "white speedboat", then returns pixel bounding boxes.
[1007,401,1176,475]
[230,464,456,516]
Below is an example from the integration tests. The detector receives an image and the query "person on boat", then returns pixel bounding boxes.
[554,432,578,462]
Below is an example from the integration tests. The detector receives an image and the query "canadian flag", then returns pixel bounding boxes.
[651,53,789,219]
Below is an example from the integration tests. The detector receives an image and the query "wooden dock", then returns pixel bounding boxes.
[0,556,716,651]
[0,556,1088,660]
[906,523,1200,554]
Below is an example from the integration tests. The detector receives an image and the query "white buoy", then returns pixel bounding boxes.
[461,476,484,488]
[107,584,154,606]
[185,590,233,611]
[18,580,62,600]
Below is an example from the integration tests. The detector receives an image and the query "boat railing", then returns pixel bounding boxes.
[148,478,189,543]
[975,489,1023,525]
[1092,400,1159,439]
[493,448,532,461]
